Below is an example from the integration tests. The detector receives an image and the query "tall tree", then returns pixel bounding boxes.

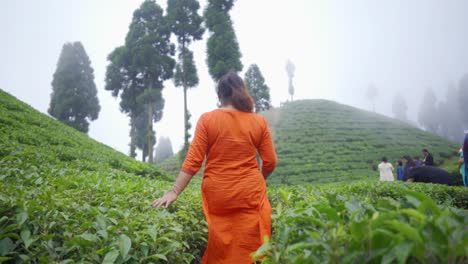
[204,0,242,81]
[286,60,295,101]
[437,84,463,142]
[459,73,468,129]
[418,87,438,133]
[105,0,175,162]
[244,64,271,113]
[391,92,408,121]
[155,136,174,163]
[366,83,378,112]
[48,42,100,133]
[167,0,204,160]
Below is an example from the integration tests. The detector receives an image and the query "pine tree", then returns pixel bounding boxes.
[418,87,438,133]
[244,64,271,113]
[391,92,408,121]
[437,84,463,141]
[204,0,242,81]
[167,0,204,160]
[105,0,175,162]
[48,42,100,133]
[286,60,295,101]
[155,136,174,163]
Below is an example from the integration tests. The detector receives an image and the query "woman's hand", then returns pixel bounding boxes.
[152,191,178,208]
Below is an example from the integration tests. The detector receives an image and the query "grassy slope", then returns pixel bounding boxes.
[0,89,167,179]
[0,89,207,262]
[263,99,460,184]
[1,90,466,263]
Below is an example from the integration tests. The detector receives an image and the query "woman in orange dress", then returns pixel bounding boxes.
[153,71,278,263]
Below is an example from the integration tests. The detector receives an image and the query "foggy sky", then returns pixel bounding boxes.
[1,0,468,157]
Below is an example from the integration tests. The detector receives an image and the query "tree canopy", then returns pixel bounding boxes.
[204,0,242,81]
[244,64,271,113]
[105,0,175,162]
[48,41,100,133]
[167,0,204,160]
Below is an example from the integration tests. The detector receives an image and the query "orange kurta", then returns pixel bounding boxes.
[182,109,277,264]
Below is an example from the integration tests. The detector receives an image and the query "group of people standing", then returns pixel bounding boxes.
[378,149,434,182]
[378,134,468,187]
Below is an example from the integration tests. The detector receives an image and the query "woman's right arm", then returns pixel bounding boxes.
[152,115,209,208]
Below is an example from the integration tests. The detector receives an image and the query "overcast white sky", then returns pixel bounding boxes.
[1,0,468,157]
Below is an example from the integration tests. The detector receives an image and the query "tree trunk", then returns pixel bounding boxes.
[182,41,189,159]
[147,103,154,163]
[129,115,137,158]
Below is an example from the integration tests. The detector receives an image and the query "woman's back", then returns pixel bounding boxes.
[182,109,277,179]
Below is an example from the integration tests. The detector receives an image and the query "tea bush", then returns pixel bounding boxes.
[1,90,466,263]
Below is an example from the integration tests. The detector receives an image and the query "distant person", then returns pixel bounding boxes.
[406,166,453,185]
[378,157,394,181]
[414,156,423,167]
[403,155,416,180]
[458,147,466,187]
[422,149,434,166]
[396,160,405,181]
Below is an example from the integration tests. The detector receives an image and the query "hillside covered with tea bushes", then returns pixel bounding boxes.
[262,100,460,184]
[0,90,168,179]
[161,99,460,184]
[1,90,467,263]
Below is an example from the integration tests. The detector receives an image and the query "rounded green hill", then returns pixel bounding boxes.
[263,99,460,185]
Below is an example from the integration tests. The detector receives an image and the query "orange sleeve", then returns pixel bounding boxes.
[258,117,277,175]
[181,114,209,176]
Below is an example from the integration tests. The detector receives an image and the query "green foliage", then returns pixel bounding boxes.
[105,0,175,162]
[262,100,460,185]
[2,89,466,263]
[48,42,100,133]
[0,159,206,263]
[204,0,242,81]
[166,0,204,45]
[0,90,166,178]
[254,181,468,263]
[173,48,199,89]
[245,64,271,113]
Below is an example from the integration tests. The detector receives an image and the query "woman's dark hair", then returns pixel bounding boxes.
[422,149,429,153]
[217,71,254,112]
[382,157,388,162]
[397,160,403,166]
